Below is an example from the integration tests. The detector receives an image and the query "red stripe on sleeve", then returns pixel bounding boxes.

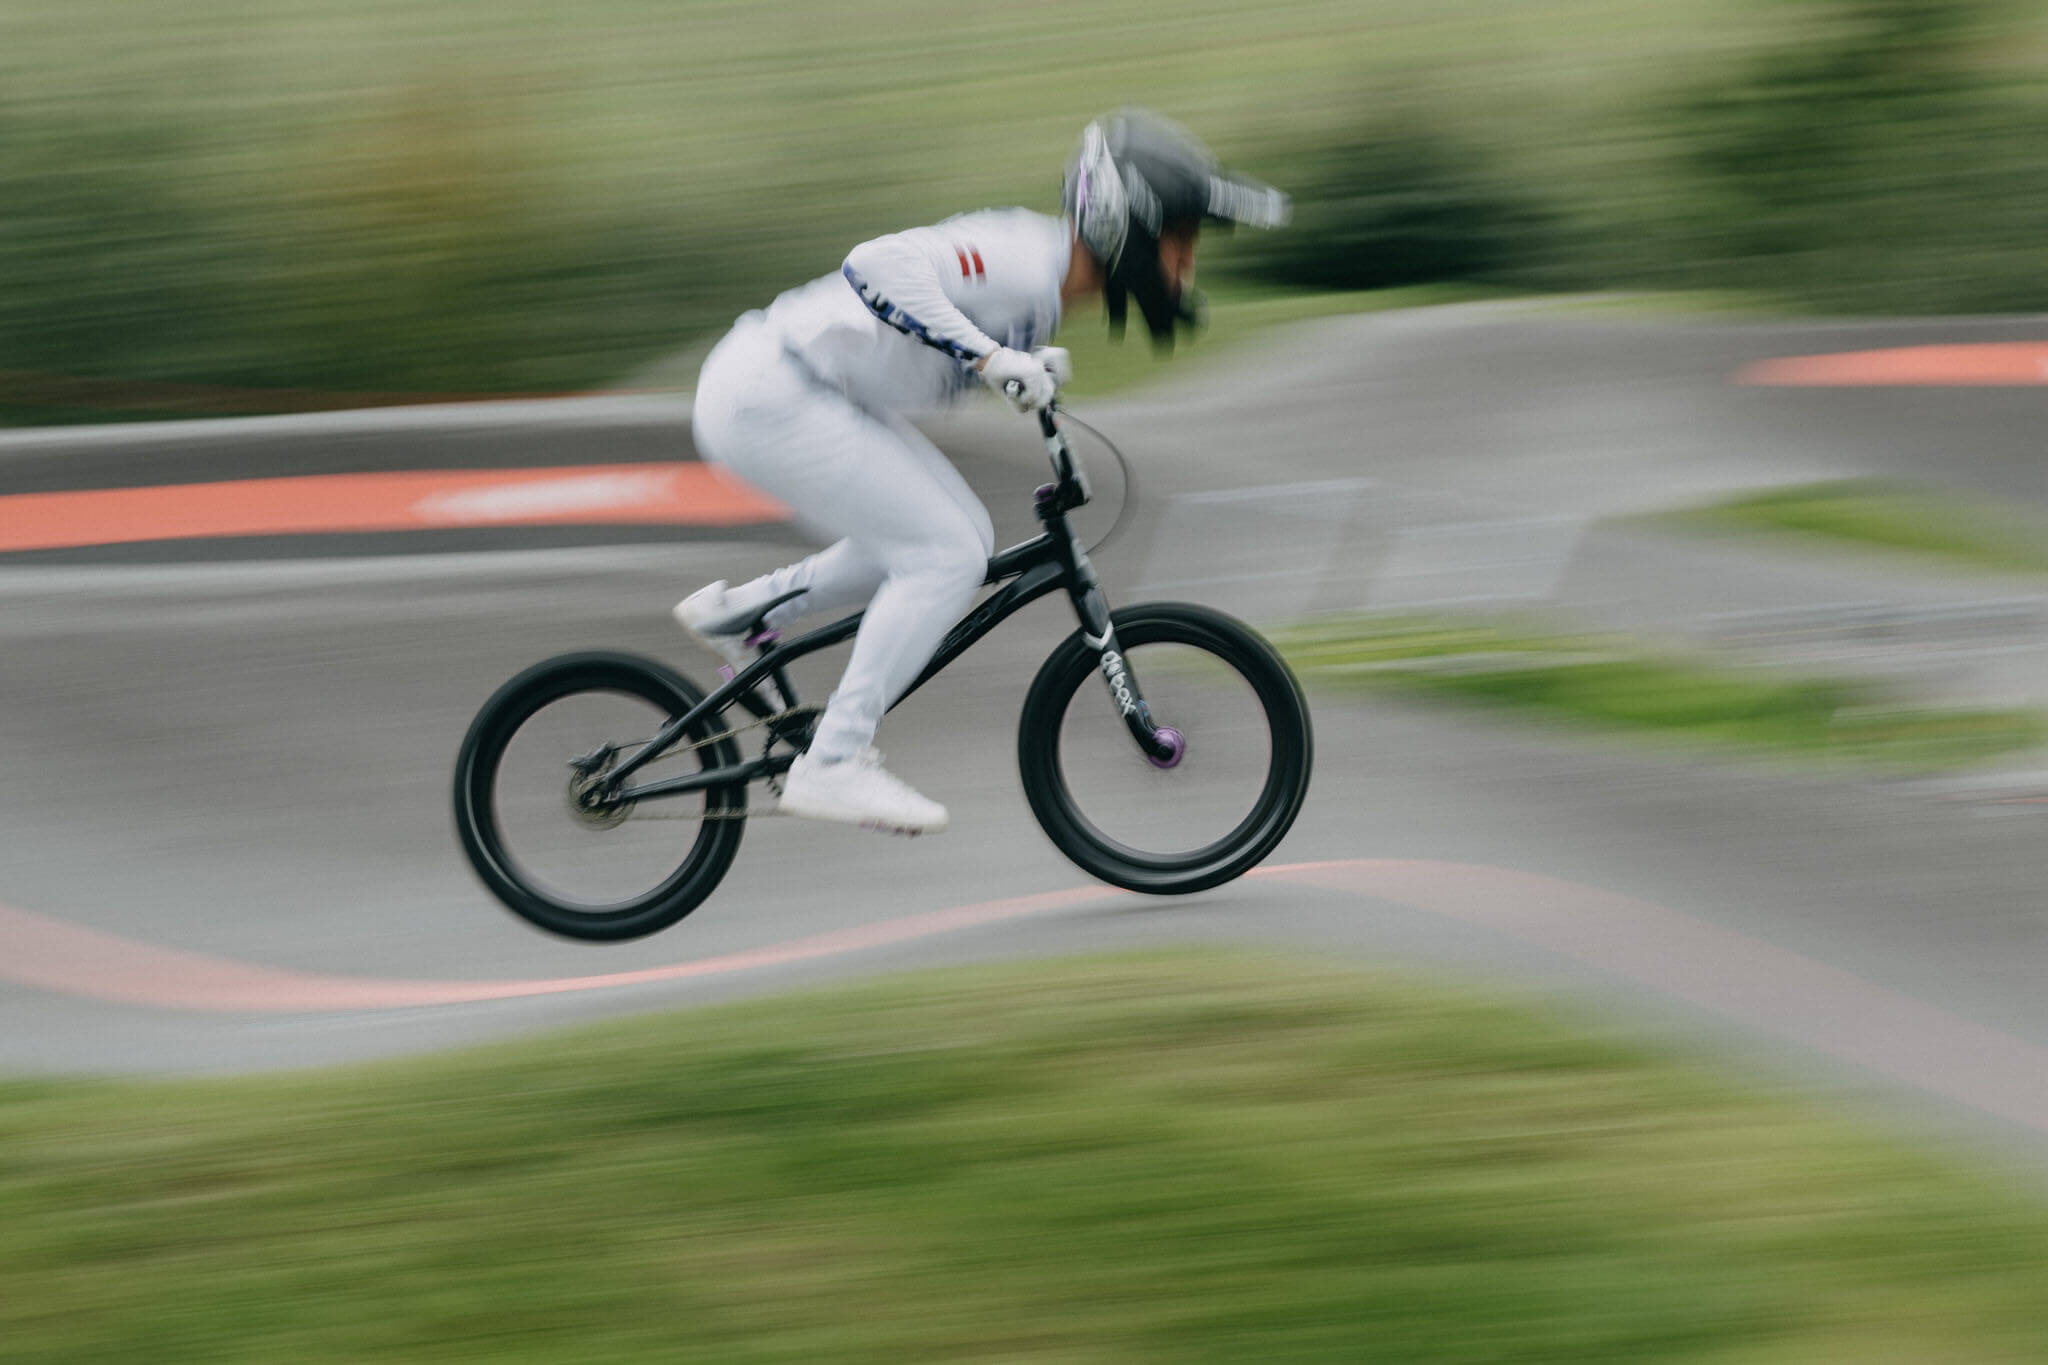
[970,247,986,281]
[954,246,970,278]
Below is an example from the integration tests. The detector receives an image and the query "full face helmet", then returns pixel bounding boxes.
[1062,108,1290,351]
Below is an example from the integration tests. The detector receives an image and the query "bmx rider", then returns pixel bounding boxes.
[680,108,1288,835]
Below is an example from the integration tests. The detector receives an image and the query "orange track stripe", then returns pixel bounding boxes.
[1739,343,2048,387]
[0,464,787,553]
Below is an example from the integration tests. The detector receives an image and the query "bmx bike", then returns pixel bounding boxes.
[453,400,1313,941]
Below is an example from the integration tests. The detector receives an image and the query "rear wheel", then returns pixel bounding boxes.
[453,652,746,940]
[1017,603,1311,894]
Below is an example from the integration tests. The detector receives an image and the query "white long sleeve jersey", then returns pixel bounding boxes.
[760,208,1069,413]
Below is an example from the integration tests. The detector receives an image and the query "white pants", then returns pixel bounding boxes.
[690,316,994,763]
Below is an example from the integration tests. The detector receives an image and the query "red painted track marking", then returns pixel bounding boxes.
[0,465,788,554]
[11,857,2048,1134]
[0,886,1118,1014]
[1739,343,2048,387]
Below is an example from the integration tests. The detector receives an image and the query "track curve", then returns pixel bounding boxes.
[5,304,2048,1164]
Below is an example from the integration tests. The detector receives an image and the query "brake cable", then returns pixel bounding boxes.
[1057,407,1136,560]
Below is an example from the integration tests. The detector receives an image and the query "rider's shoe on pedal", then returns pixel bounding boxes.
[779,748,949,835]
[673,581,758,672]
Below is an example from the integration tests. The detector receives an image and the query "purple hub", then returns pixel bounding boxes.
[1147,726,1186,770]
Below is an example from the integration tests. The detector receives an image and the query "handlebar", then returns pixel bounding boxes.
[1002,380,1088,503]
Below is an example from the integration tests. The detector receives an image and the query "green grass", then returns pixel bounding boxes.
[1510,289,1788,318]
[1275,612,2044,771]
[8,951,2048,1361]
[1671,480,2048,576]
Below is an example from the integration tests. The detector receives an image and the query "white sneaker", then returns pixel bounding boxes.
[673,581,756,672]
[778,748,949,835]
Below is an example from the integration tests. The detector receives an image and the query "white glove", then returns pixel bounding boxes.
[1031,345,1072,391]
[978,346,1057,412]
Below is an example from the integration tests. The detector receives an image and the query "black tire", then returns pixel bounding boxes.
[1018,603,1312,894]
[453,652,746,940]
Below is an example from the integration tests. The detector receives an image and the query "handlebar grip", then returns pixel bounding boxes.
[1002,378,1060,436]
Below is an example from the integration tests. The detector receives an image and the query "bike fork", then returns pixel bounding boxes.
[1065,548,1184,770]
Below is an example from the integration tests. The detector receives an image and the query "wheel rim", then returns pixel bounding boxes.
[1048,638,1282,868]
[478,683,723,917]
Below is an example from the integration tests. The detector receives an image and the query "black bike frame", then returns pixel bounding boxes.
[602,406,1173,807]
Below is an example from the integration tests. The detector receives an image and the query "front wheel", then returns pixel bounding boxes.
[453,652,746,941]
[1018,603,1312,894]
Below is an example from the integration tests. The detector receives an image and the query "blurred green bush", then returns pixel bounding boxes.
[1,0,2044,417]
[1235,123,1550,291]
[1673,0,2048,312]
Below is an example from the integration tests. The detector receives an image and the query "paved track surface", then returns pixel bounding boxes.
[5,303,2047,1164]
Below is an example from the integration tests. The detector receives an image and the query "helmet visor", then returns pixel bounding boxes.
[1204,171,1290,231]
